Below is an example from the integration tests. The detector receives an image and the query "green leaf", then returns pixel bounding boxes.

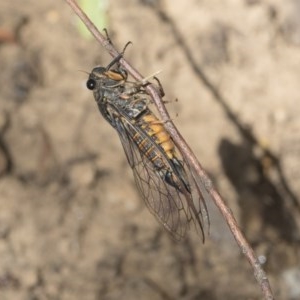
[76,0,108,39]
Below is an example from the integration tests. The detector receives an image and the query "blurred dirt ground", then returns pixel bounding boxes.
[1,0,300,299]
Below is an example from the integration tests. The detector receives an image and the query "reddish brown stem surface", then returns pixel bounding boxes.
[64,1,275,299]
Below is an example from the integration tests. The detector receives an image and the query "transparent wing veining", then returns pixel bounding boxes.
[114,113,208,241]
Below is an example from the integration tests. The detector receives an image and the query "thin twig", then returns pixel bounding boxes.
[64,1,275,299]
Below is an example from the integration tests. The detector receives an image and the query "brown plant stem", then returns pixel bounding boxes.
[64,0,275,299]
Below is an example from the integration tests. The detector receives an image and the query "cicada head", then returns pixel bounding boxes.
[86,65,128,91]
[87,51,129,92]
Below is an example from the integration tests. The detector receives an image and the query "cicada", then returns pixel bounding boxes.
[86,53,209,241]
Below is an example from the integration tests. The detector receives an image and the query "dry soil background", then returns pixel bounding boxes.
[1,0,300,299]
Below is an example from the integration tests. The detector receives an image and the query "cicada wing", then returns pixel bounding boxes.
[183,160,211,240]
[114,116,205,241]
